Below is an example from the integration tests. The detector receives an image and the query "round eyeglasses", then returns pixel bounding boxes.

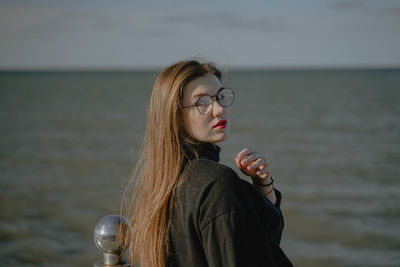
[182,87,235,115]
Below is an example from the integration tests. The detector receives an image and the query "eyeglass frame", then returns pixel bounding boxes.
[181,87,235,115]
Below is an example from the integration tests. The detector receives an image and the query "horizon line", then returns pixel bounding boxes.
[1,64,400,72]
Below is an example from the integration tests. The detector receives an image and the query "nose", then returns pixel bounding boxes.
[211,100,226,118]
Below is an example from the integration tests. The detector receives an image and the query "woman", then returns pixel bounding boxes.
[124,60,293,267]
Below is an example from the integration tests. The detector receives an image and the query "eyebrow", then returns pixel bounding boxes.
[192,87,223,98]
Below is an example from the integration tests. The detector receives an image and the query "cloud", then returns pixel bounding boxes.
[0,5,290,42]
[379,6,400,16]
[1,1,399,68]
[329,0,400,16]
[159,11,290,33]
[329,0,367,10]
[325,0,400,33]
[0,6,179,37]
[0,7,114,35]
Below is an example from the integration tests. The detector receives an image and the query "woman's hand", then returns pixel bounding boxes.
[235,148,276,203]
[235,148,271,183]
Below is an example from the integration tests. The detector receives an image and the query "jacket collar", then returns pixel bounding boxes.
[184,142,220,162]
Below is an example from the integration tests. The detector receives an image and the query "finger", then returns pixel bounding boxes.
[241,152,265,165]
[246,157,265,170]
[241,153,257,165]
[234,156,243,168]
[237,151,252,163]
[257,172,270,179]
[256,164,270,176]
[236,148,254,160]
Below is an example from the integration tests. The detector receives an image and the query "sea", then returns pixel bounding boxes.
[1,69,399,266]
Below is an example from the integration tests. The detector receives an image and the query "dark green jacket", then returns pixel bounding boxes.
[167,143,293,267]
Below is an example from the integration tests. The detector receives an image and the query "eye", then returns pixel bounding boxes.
[196,96,212,106]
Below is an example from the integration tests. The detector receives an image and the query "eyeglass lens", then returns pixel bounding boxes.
[197,88,234,114]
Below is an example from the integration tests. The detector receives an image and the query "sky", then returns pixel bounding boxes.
[0,0,400,69]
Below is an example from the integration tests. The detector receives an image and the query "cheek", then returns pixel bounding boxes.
[182,111,209,137]
[182,110,197,134]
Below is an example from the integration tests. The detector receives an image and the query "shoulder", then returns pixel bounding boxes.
[185,158,242,190]
[180,159,249,227]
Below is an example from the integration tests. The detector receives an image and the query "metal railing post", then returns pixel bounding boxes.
[93,214,131,267]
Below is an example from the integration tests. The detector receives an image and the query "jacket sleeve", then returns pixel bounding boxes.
[200,208,278,267]
[195,163,292,267]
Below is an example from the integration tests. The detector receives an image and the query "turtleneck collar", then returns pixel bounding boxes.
[184,142,221,162]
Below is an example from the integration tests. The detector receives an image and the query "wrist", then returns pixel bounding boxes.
[252,176,273,187]
[252,176,275,196]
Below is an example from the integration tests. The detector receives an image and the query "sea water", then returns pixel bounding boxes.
[1,69,399,266]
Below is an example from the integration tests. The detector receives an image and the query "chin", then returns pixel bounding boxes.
[212,133,229,143]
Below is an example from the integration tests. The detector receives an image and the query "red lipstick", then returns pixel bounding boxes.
[213,120,227,129]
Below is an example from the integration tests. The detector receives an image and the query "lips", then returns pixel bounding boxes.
[213,120,227,128]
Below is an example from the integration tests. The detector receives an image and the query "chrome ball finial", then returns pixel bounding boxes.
[93,214,131,267]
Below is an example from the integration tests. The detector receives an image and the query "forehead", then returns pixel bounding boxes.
[184,74,222,98]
